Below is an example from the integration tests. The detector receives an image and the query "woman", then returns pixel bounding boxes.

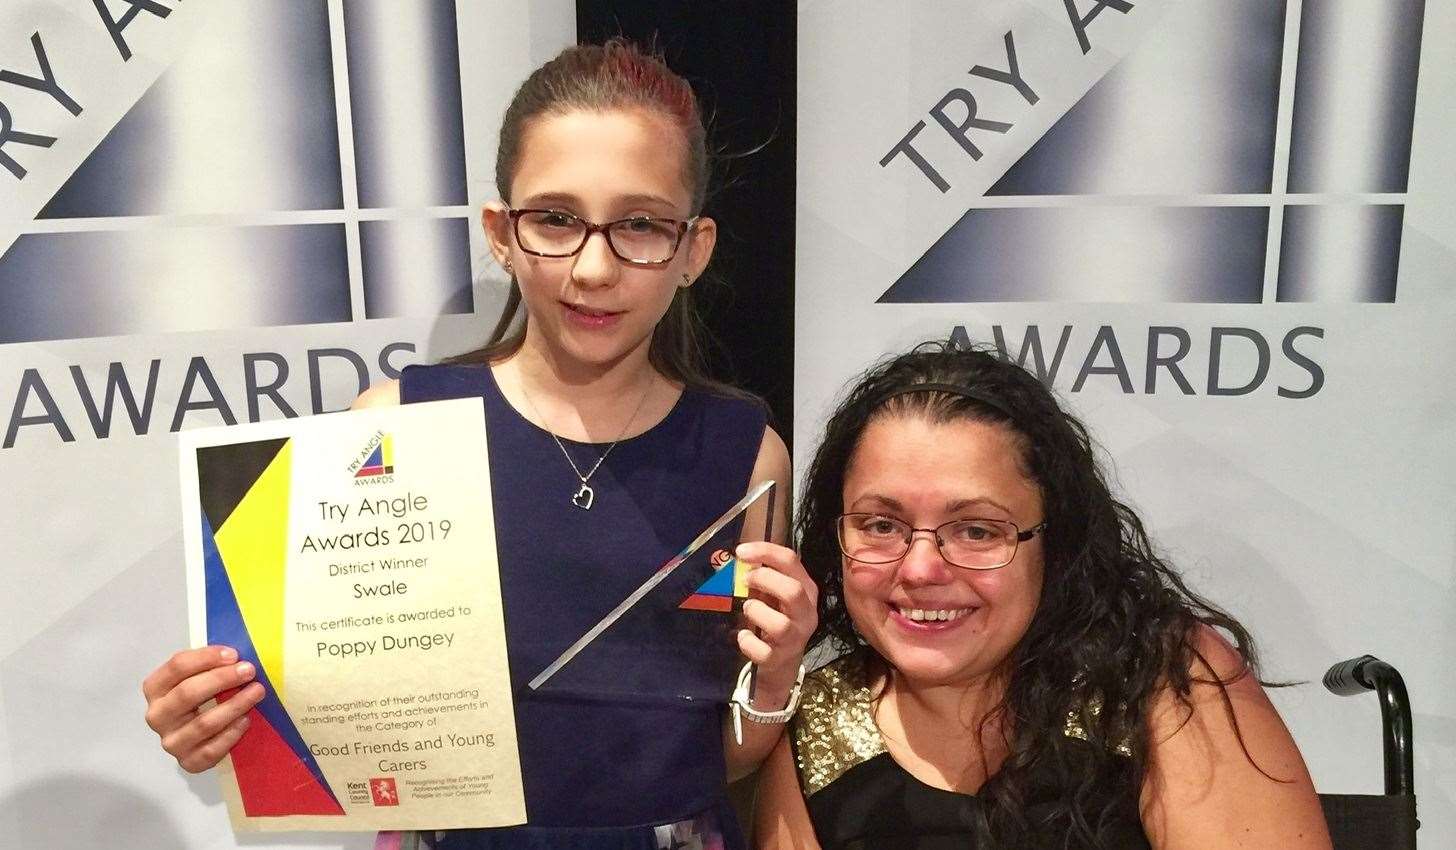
[143,40,816,849]
[755,343,1330,849]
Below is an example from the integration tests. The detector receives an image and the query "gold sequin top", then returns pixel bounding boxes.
[790,656,886,796]
[789,656,1132,797]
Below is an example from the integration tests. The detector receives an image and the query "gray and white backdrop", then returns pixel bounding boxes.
[797,0,1454,844]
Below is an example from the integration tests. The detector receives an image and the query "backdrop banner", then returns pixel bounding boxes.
[797,0,1454,841]
[0,2,574,847]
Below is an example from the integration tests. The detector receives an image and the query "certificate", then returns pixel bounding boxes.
[177,399,525,832]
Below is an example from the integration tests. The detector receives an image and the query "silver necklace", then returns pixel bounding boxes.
[519,376,653,510]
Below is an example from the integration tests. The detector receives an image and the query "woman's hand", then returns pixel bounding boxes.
[735,541,818,702]
[142,646,266,773]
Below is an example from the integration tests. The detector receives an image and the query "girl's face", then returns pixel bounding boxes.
[840,415,1046,689]
[484,108,715,371]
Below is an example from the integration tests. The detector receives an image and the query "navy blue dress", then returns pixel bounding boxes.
[400,363,765,850]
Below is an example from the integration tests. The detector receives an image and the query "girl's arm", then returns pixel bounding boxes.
[1140,626,1332,849]
[724,426,818,780]
[753,735,824,850]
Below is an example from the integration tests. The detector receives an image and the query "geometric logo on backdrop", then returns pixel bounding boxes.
[0,1,474,346]
[881,0,1426,305]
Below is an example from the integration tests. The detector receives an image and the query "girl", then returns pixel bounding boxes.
[143,41,816,849]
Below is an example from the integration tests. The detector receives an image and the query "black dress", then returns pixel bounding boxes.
[788,657,1152,850]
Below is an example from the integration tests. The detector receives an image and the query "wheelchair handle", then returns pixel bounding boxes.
[1323,654,1414,797]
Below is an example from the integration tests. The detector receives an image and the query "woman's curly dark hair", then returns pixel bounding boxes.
[796,341,1267,848]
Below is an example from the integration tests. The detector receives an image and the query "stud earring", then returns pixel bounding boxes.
[681,273,691,286]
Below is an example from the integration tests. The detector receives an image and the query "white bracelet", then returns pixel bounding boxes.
[730,661,806,745]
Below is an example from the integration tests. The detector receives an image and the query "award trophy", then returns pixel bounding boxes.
[528,479,777,703]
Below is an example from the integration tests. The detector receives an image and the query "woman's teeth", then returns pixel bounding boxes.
[896,606,972,622]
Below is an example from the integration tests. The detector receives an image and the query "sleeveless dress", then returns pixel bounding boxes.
[790,657,1152,850]
[400,363,766,850]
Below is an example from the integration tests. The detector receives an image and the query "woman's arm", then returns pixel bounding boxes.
[754,735,824,850]
[1140,626,1331,850]
[724,426,819,780]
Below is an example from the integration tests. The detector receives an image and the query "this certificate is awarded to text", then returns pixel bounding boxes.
[178,398,525,832]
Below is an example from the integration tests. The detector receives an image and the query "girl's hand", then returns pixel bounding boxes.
[142,646,266,773]
[734,541,818,699]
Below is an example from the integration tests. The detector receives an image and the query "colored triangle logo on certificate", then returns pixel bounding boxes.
[679,550,752,613]
[355,435,394,478]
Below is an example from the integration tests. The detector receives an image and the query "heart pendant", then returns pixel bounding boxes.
[571,483,595,510]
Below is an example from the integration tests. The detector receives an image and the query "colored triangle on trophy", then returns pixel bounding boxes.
[679,556,750,613]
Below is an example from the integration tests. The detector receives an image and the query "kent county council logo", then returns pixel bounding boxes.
[369,777,399,807]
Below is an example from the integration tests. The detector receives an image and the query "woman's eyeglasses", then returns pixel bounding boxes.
[836,513,1047,571]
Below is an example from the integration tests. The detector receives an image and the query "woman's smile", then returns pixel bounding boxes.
[887,602,979,632]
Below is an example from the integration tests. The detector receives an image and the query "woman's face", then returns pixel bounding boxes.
[484,108,715,370]
[841,414,1045,688]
